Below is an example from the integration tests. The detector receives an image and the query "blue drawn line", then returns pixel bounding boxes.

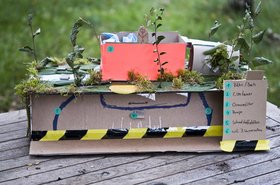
[100,93,192,111]
[53,95,76,130]
[198,92,212,126]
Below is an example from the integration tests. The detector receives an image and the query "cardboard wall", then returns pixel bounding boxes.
[31,92,223,131]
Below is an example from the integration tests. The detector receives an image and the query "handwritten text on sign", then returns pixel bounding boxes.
[223,80,267,140]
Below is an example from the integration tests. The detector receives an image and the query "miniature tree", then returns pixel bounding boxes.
[145,8,168,88]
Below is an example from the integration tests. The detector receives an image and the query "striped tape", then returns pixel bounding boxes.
[31,126,222,141]
[220,140,270,152]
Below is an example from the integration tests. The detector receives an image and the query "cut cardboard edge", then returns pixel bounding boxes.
[30,137,222,155]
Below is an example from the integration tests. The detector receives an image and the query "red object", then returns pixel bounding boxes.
[101,42,186,81]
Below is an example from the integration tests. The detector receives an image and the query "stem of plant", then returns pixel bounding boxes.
[154,20,163,88]
[29,23,38,63]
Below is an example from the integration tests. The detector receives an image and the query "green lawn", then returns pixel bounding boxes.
[0,0,279,112]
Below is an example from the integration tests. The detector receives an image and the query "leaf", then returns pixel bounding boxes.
[252,57,272,67]
[235,37,250,53]
[252,30,266,44]
[254,1,262,16]
[156,23,162,29]
[70,17,90,47]
[157,16,162,20]
[160,52,166,55]
[33,28,41,37]
[208,20,221,38]
[19,46,34,55]
[152,32,156,37]
[162,61,168,66]
[203,45,220,55]
[156,35,165,44]
[154,59,159,62]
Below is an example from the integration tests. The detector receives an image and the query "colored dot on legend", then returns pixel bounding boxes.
[225,82,232,89]
[225,128,231,134]
[224,120,231,126]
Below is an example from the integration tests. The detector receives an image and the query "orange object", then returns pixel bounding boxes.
[101,32,186,81]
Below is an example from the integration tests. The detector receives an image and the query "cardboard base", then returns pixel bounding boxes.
[30,137,222,155]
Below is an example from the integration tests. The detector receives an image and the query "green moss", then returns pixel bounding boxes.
[215,71,243,89]
[177,69,204,85]
[135,75,155,92]
[127,70,140,82]
[157,71,175,82]
[172,77,184,89]
[73,58,91,65]
[85,70,102,85]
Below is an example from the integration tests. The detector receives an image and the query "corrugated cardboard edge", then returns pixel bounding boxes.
[30,137,221,155]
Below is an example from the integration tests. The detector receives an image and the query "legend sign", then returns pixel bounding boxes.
[223,80,267,140]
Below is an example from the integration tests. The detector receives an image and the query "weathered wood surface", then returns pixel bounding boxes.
[0,102,279,185]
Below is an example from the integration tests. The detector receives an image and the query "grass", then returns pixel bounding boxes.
[0,0,279,112]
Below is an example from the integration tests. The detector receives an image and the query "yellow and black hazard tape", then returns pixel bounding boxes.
[31,126,222,141]
[220,140,270,152]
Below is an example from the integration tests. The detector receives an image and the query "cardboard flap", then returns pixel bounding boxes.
[222,77,267,141]
[246,70,264,80]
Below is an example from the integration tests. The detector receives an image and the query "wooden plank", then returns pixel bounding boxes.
[267,102,280,123]
[0,109,26,125]
[0,155,51,172]
[0,137,29,152]
[0,155,150,184]
[45,153,238,185]
[0,146,29,161]
[0,129,27,143]
[266,118,280,137]
[0,121,26,134]
[41,154,192,185]
[187,158,280,185]
[81,135,280,185]
[0,156,104,183]
[234,170,280,185]
[135,137,280,185]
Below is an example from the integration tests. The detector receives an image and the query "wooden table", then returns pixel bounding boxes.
[0,102,279,185]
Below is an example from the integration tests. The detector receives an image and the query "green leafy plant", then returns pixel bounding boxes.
[66,17,91,87]
[145,8,167,88]
[19,14,40,63]
[177,69,204,85]
[205,1,272,72]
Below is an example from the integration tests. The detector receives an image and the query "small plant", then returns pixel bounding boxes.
[127,70,154,92]
[85,70,102,85]
[127,69,140,82]
[205,1,272,73]
[135,75,155,92]
[66,17,91,87]
[19,14,40,63]
[203,44,238,73]
[215,71,243,89]
[145,8,168,88]
[172,77,184,89]
[157,71,175,82]
[177,69,204,85]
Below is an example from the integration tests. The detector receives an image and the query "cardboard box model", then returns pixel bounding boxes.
[100,32,186,81]
[30,70,269,155]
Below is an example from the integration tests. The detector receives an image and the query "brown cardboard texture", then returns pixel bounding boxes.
[30,91,224,155]
[223,71,267,141]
